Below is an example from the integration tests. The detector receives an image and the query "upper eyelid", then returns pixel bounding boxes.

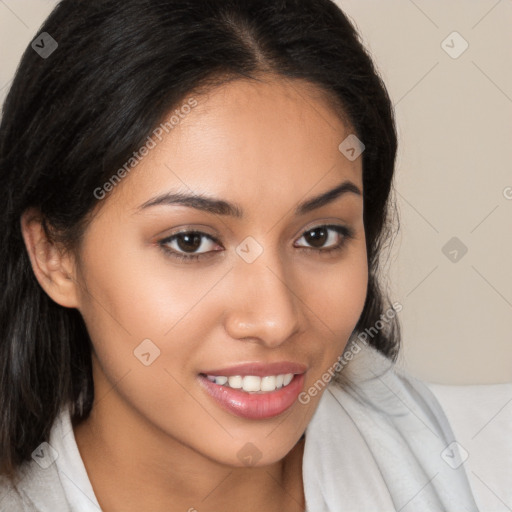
[161,224,347,248]
[162,230,220,244]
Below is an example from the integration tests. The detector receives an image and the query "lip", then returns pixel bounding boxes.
[200,361,307,377]
[198,372,306,420]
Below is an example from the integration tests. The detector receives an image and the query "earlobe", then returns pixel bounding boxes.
[20,208,80,308]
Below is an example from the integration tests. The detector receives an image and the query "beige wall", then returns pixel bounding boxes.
[336,1,512,384]
[1,1,511,384]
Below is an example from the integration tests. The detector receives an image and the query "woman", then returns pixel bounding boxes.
[0,0,479,510]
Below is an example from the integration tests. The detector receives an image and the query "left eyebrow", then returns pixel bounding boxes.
[134,180,362,218]
[295,180,362,216]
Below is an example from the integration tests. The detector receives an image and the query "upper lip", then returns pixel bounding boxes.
[200,361,307,377]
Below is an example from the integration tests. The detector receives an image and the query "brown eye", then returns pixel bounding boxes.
[295,225,353,252]
[159,230,221,262]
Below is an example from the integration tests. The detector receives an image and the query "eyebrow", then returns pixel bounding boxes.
[135,180,361,218]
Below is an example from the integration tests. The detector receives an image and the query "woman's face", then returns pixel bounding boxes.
[72,77,368,467]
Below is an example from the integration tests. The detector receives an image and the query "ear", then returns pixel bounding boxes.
[20,207,80,309]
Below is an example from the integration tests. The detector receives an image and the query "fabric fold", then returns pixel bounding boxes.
[302,341,479,511]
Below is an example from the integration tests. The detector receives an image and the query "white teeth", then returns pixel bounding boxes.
[228,376,243,389]
[260,376,276,392]
[206,373,295,393]
[283,374,293,386]
[242,376,261,392]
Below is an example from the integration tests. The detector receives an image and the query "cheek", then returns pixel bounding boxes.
[75,234,233,401]
[77,234,218,341]
[300,243,368,362]
[315,244,368,317]
[75,239,210,427]
[338,250,368,324]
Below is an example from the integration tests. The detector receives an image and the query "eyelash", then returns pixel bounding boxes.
[158,224,355,264]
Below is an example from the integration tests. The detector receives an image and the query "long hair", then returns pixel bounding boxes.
[0,0,399,479]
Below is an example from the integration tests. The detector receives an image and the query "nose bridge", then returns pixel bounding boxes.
[224,240,301,347]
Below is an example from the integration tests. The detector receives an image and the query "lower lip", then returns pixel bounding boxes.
[198,373,305,420]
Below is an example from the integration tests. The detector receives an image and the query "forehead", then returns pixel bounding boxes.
[102,77,362,218]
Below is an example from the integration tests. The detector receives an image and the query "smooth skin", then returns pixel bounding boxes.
[21,76,368,512]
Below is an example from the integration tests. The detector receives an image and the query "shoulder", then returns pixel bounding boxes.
[0,447,71,512]
[329,341,454,429]
[325,349,460,450]
[306,342,480,511]
[0,472,25,511]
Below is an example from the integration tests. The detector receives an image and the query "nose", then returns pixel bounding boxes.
[223,248,302,349]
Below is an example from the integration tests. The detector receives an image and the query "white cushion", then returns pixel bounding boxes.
[427,382,512,512]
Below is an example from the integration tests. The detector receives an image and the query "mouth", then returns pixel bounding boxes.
[197,361,307,420]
